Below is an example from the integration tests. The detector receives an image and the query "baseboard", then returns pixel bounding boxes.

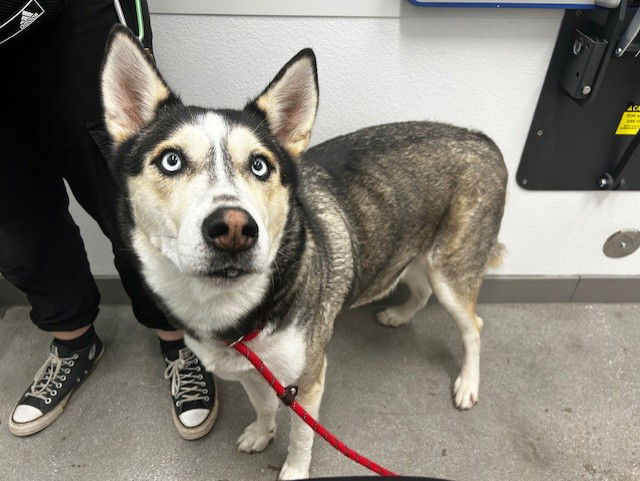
[1,275,639,305]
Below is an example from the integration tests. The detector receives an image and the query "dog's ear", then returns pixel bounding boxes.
[101,25,177,146]
[246,49,319,158]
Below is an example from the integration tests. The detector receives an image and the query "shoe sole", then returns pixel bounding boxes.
[172,389,219,441]
[8,345,105,437]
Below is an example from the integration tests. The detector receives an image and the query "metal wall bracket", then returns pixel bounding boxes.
[561,29,609,100]
[560,2,626,105]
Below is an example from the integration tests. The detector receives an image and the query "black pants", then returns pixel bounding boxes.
[0,0,174,332]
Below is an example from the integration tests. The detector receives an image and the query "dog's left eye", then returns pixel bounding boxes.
[250,155,271,180]
[158,151,183,175]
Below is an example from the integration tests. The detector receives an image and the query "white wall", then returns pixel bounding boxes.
[73,7,640,277]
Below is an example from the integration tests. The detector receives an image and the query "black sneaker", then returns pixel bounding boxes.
[9,337,104,436]
[164,346,218,440]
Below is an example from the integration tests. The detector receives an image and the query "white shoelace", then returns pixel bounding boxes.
[163,349,209,407]
[26,350,77,403]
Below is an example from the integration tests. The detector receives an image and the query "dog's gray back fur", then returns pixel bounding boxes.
[301,121,506,306]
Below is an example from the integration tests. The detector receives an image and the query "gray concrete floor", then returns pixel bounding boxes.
[0,301,639,481]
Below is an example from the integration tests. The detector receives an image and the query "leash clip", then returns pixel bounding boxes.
[279,385,298,406]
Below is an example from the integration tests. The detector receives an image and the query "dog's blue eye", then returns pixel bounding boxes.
[159,151,182,174]
[250,155,270,180]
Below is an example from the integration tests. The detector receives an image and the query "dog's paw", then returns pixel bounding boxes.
[376,308,412,327]
[278,459,310,480]
[453,373,479,410]
[237,421,275,453]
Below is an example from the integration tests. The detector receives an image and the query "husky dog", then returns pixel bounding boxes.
[101,26,507,479]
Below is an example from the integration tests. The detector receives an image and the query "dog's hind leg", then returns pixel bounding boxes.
[377,255,432,327]
[279,356,327,480]
[237,373,280,453]
[425,183,504,410]
[427,263,483,410]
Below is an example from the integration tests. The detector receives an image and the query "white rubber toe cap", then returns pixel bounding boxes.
[12,405,43,424]
[178,408,210,428]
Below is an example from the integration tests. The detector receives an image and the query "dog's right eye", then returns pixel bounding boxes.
[158,151,183,175]
[250,155,272,180]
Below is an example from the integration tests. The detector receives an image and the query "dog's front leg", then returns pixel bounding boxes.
[279,356,327,480]
[237,373,279,453]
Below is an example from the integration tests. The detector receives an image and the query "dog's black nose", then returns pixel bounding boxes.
[202,207,258,255]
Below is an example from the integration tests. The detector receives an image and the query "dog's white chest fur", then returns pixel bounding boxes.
[186,324,307,385]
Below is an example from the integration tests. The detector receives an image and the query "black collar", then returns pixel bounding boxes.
[213,309,271,345]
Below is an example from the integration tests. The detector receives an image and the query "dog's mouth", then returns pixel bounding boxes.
[201,267,251,279]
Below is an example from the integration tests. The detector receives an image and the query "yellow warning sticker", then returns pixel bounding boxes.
[616,105,640,135]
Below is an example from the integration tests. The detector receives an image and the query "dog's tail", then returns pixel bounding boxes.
[486,242,506,270]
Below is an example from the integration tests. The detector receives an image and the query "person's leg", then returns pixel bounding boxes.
[53,325,92,340]
[0,102,105,435]
[0,89,101,335]
[157,329,185,341]
[27,0,218,439]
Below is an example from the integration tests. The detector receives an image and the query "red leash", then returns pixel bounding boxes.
[229,329,399,477]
